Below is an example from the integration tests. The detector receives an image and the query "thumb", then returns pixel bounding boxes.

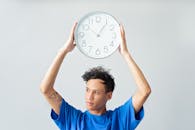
[69,22,78,41]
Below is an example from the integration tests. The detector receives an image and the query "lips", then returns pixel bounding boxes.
[86,101,94,106]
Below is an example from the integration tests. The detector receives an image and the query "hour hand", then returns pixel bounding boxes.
[89,26,99,37]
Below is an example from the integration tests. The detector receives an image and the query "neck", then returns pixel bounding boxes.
[88,107,107,115]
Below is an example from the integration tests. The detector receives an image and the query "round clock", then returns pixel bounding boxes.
[74,11,121,59]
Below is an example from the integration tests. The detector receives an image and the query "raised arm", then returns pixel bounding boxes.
[40,22,77,115]
[119,25,151,114]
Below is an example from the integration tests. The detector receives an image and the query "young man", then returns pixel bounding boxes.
[40,22,151,130]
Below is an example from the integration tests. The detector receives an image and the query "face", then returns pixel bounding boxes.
[85,79,112,112]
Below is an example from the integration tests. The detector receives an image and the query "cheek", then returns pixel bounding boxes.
[85,93,89,100]
[95,95,107,104]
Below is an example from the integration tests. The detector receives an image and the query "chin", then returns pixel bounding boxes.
[86,105,95,111]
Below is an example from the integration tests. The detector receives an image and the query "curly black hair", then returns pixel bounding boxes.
[82,66,115,92]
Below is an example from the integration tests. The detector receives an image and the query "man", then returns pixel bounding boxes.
[40,22,151,130]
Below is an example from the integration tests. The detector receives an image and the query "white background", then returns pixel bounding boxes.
[0,0,195,130]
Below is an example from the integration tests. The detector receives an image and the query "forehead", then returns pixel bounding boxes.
[86,79,105,91]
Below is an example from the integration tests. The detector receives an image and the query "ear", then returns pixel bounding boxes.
[106,92,113,100]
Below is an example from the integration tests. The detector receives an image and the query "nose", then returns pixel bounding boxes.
[86,91,94,100]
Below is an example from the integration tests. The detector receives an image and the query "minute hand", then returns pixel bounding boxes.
[98,24,107,36]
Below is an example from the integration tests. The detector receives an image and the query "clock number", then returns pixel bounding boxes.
[109,24,115,31]
[79,32,85,38]
[88,18,94,25]
[112,32,116,39]
[95,16,101,23]
[81,40,87,47]
[110,41,114,47]
[95,49,101,55]
[104,46,108,53]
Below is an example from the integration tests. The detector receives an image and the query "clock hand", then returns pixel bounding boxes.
[98,19,107,36]
[89,26,99,37]
[98,24,107,36]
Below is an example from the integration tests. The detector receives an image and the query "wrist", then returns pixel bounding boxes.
[123,51,134,61]
[58,47,69,56]
[122,51,130,58]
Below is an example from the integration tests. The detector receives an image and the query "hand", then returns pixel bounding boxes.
[118,24,130,57]
[62,22,77,53]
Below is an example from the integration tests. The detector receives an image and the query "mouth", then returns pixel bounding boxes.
[86,101,94,106]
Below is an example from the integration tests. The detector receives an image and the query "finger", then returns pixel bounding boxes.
[73,41,76,46]
[70,22,78,40]
[119,24,126,43]
[120,24,125,35]
[118,44,121,51]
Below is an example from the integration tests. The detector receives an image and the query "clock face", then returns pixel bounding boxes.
[75,11,121,59]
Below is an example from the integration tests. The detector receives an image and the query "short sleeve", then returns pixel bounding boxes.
[50,99,82,129]
[116,97,144,130]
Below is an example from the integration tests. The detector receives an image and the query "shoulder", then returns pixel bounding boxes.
[51,98,83,120]
[113,97,133,112]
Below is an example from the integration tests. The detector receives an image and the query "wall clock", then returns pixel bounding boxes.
[74,11,121,59]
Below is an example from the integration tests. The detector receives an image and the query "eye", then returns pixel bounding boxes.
[94,90,101,95]
[86,88,89,92]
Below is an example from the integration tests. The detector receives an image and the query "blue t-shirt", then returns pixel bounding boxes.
[51,97,144,130]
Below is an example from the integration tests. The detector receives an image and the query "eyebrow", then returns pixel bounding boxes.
[86,87,105,92]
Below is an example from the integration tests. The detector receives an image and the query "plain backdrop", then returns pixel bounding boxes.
[0,0,195,130]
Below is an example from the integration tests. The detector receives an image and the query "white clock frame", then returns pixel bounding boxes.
[74,11,121,59]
